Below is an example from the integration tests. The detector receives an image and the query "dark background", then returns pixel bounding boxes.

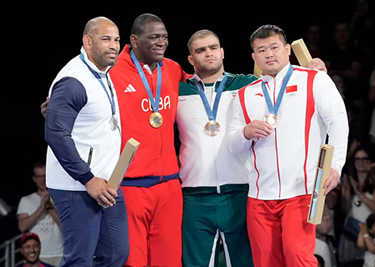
[1,0,368,241]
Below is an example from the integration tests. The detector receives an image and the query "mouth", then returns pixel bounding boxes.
[106,51,118,59]
[266,60,277,65]
[205,58,216,63]
[153,48,165,55]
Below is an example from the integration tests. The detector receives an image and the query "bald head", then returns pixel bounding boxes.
[83,17,117,37]
[82,16,120,71]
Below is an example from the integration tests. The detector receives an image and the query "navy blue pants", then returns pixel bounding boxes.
[49,188,129,267]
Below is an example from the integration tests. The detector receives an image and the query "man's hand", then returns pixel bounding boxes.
[323,168,340,195]
[41,97,49,118]
[308,58,327,73]
[40,191,51,210]
[85,177,118,208]
[243,120,272,140]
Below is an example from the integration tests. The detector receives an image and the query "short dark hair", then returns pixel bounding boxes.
[187,29,220,53]
[131,13,163,36]
[32,161,45,176]
[314,254,325,267]
[250,24,287,50]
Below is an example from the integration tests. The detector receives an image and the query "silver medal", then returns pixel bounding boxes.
[110,115,118,131]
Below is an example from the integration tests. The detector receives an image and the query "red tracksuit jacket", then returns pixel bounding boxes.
[110,45,190,187]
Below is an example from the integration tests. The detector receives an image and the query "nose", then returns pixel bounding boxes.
[156,37,166,47]
[265,48,274,58]
[205,48,214,57]
[108,39,119,50]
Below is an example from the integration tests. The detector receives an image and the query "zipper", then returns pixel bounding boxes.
[273,79,282,198]
[87,147,93,166]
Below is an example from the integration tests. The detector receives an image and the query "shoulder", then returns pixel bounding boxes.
[50,77,86,100]
[162,57,184,70]
[179,77,197,96]
[225,73,259,91]
[20,192,38,201]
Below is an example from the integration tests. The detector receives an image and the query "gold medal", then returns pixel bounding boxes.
[149,112,163,128]
[263,114,278,128]
[204,121,220,136]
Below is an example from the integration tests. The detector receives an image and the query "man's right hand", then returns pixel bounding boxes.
[243,120,272,140]
[41,97,49,118]
[85,177,118,208]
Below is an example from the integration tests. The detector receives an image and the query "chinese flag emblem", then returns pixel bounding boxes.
[286,85,297,93]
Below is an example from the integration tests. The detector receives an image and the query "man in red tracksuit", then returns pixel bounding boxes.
[109,13,190,267]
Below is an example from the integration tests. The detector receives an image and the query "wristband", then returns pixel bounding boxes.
[363,233,370,238]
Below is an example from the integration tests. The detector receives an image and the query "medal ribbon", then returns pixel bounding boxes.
[130,50,162,113]
[194,73,228,121]
[261,65,293,115]
[79,54,115,115]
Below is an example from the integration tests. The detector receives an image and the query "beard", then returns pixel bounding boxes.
[92,48,118,70]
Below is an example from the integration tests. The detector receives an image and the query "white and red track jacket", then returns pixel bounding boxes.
[227,64,349,200]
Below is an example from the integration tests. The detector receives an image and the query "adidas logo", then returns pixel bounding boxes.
[124,84,136,93]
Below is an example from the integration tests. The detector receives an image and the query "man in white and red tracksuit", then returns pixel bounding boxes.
[227,24,349,267]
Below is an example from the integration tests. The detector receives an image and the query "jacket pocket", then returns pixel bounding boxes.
[87,147,93,166]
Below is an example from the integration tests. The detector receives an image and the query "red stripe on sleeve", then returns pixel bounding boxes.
[238,87,251,124]
[303,70,317,194]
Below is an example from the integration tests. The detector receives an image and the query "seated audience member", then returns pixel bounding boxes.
[17,232,55,267]
[17,162,63,266]
[358,212,375,267]
[339,144,375,267]
[315,238,332,267]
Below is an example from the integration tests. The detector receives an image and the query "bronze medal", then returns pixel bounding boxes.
[263,114,278,128]
[149,112,163,128]
[204,121,220,136]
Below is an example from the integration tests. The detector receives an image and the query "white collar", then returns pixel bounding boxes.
[80,47,110,75]
[193,72,226,85]
[261,63,291,84]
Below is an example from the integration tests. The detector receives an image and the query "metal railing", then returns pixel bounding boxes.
[0,233,23,267]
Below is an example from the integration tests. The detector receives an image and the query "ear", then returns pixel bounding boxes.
[285,44,291,56]
[188,55,194,66]
[83,35,91,50]
[221,47,224,59]
[252,52,256,62]
[130,34,138,48]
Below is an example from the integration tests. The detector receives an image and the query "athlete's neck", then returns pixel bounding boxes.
[196,68,224,84]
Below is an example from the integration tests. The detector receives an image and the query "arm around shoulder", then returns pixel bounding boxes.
[227,94,253,154]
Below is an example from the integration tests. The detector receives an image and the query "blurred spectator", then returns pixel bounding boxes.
[290,22,327,65]
[315,238,332,267]
[339,144,375,266]
[17,162,63,266]
[17,232,55,267]
[368,66,375,144]
[350,0,375,78]
[326,20,367,145]
[304,23,327,60]
[316,200,337,266]
[357,212,375,267]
